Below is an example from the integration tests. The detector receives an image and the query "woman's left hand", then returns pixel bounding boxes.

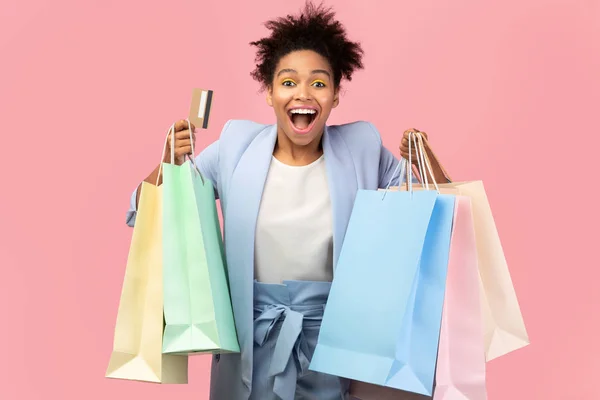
[399,128,429,164]
[399,128,452,183]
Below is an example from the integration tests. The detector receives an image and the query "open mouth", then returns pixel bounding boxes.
[287,108,319,134]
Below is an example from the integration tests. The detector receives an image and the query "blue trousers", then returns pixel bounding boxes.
[249,280,349,400]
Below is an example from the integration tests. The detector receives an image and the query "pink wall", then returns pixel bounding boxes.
[1,0,598,398]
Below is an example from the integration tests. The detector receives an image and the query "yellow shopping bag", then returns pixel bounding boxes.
[105,182,188,383]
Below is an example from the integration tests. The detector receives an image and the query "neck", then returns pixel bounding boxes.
[273,127,324,166]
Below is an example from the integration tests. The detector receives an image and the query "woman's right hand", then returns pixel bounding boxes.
[164,119,197,165]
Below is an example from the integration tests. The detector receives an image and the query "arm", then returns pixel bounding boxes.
[421,144,451,184]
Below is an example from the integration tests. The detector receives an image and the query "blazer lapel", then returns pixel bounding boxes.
[223,124,277,390]
[322,125,358,272]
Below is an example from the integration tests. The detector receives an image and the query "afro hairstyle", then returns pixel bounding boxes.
[249,1,364,91]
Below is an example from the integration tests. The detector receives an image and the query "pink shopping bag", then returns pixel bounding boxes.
[349,196,487,400]
[434,196,486,399]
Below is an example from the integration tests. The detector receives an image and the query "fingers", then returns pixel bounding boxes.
[399,148,421,163]
[400,138,424,152]
[173,119,197,133]
[400,129,429,164]
[174,145,193,157]
[168,136,195,152]
[162,120,197,164]
[168,130,196,146]
[402,129,428,141]
[170,137,192,147]
[173,129,196,141]
[168,140,193,161]
[400,143,420,154]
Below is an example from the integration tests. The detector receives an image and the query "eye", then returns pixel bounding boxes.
[282,79,296,87]
[312,80,326,88]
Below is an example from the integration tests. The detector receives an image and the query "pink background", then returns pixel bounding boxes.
[1,0,598,398]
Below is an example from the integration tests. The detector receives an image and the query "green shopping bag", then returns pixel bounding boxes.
[161,123,240,355]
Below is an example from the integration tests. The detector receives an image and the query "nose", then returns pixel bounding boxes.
[294,83,312,101]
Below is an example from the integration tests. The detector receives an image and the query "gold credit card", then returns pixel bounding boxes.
[188,88,213,129]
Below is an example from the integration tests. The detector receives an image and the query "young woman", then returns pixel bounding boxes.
[126,2,449,399]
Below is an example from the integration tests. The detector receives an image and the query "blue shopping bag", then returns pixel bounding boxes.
[310,188,455,396]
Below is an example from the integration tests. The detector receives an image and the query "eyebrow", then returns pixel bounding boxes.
[276,68,331,78]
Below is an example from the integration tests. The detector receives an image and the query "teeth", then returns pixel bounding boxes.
[289,109,317,115]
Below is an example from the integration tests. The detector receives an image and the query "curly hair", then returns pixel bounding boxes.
[249,1,364,90]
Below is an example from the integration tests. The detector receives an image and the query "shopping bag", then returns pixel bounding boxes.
[310,187,455,396]
[392,181,528,361]
[350,383,430,400]
[311,133,455,396]
[105,181,188,383]
[348,197,486,399]
[161,123,240,355]
[387,132,528,361]
[433,195,486,399]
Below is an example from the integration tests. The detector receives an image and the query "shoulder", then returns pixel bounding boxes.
[327,120,383,147]
[212,119,272,162]
[326,121,384,161]
[218,119,272,145]
[326,121,390,186]
[212,120,273,175]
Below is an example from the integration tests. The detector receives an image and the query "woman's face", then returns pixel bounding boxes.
[267,50,339,148]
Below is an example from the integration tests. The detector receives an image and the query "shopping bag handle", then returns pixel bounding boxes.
[382,138,412,198]
[415,133,452,184]
[382,130,452,200]
[406,132,430,190]
[409,131,440,192]
[156,119,204,186]
[381,131,434,198]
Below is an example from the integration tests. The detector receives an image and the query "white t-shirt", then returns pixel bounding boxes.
[254,155,334,284]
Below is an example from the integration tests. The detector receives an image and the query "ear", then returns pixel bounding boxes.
[266,85,274,107]
[332,87,340,108]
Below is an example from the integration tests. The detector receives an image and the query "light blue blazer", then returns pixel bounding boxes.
[126,119,407,399]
